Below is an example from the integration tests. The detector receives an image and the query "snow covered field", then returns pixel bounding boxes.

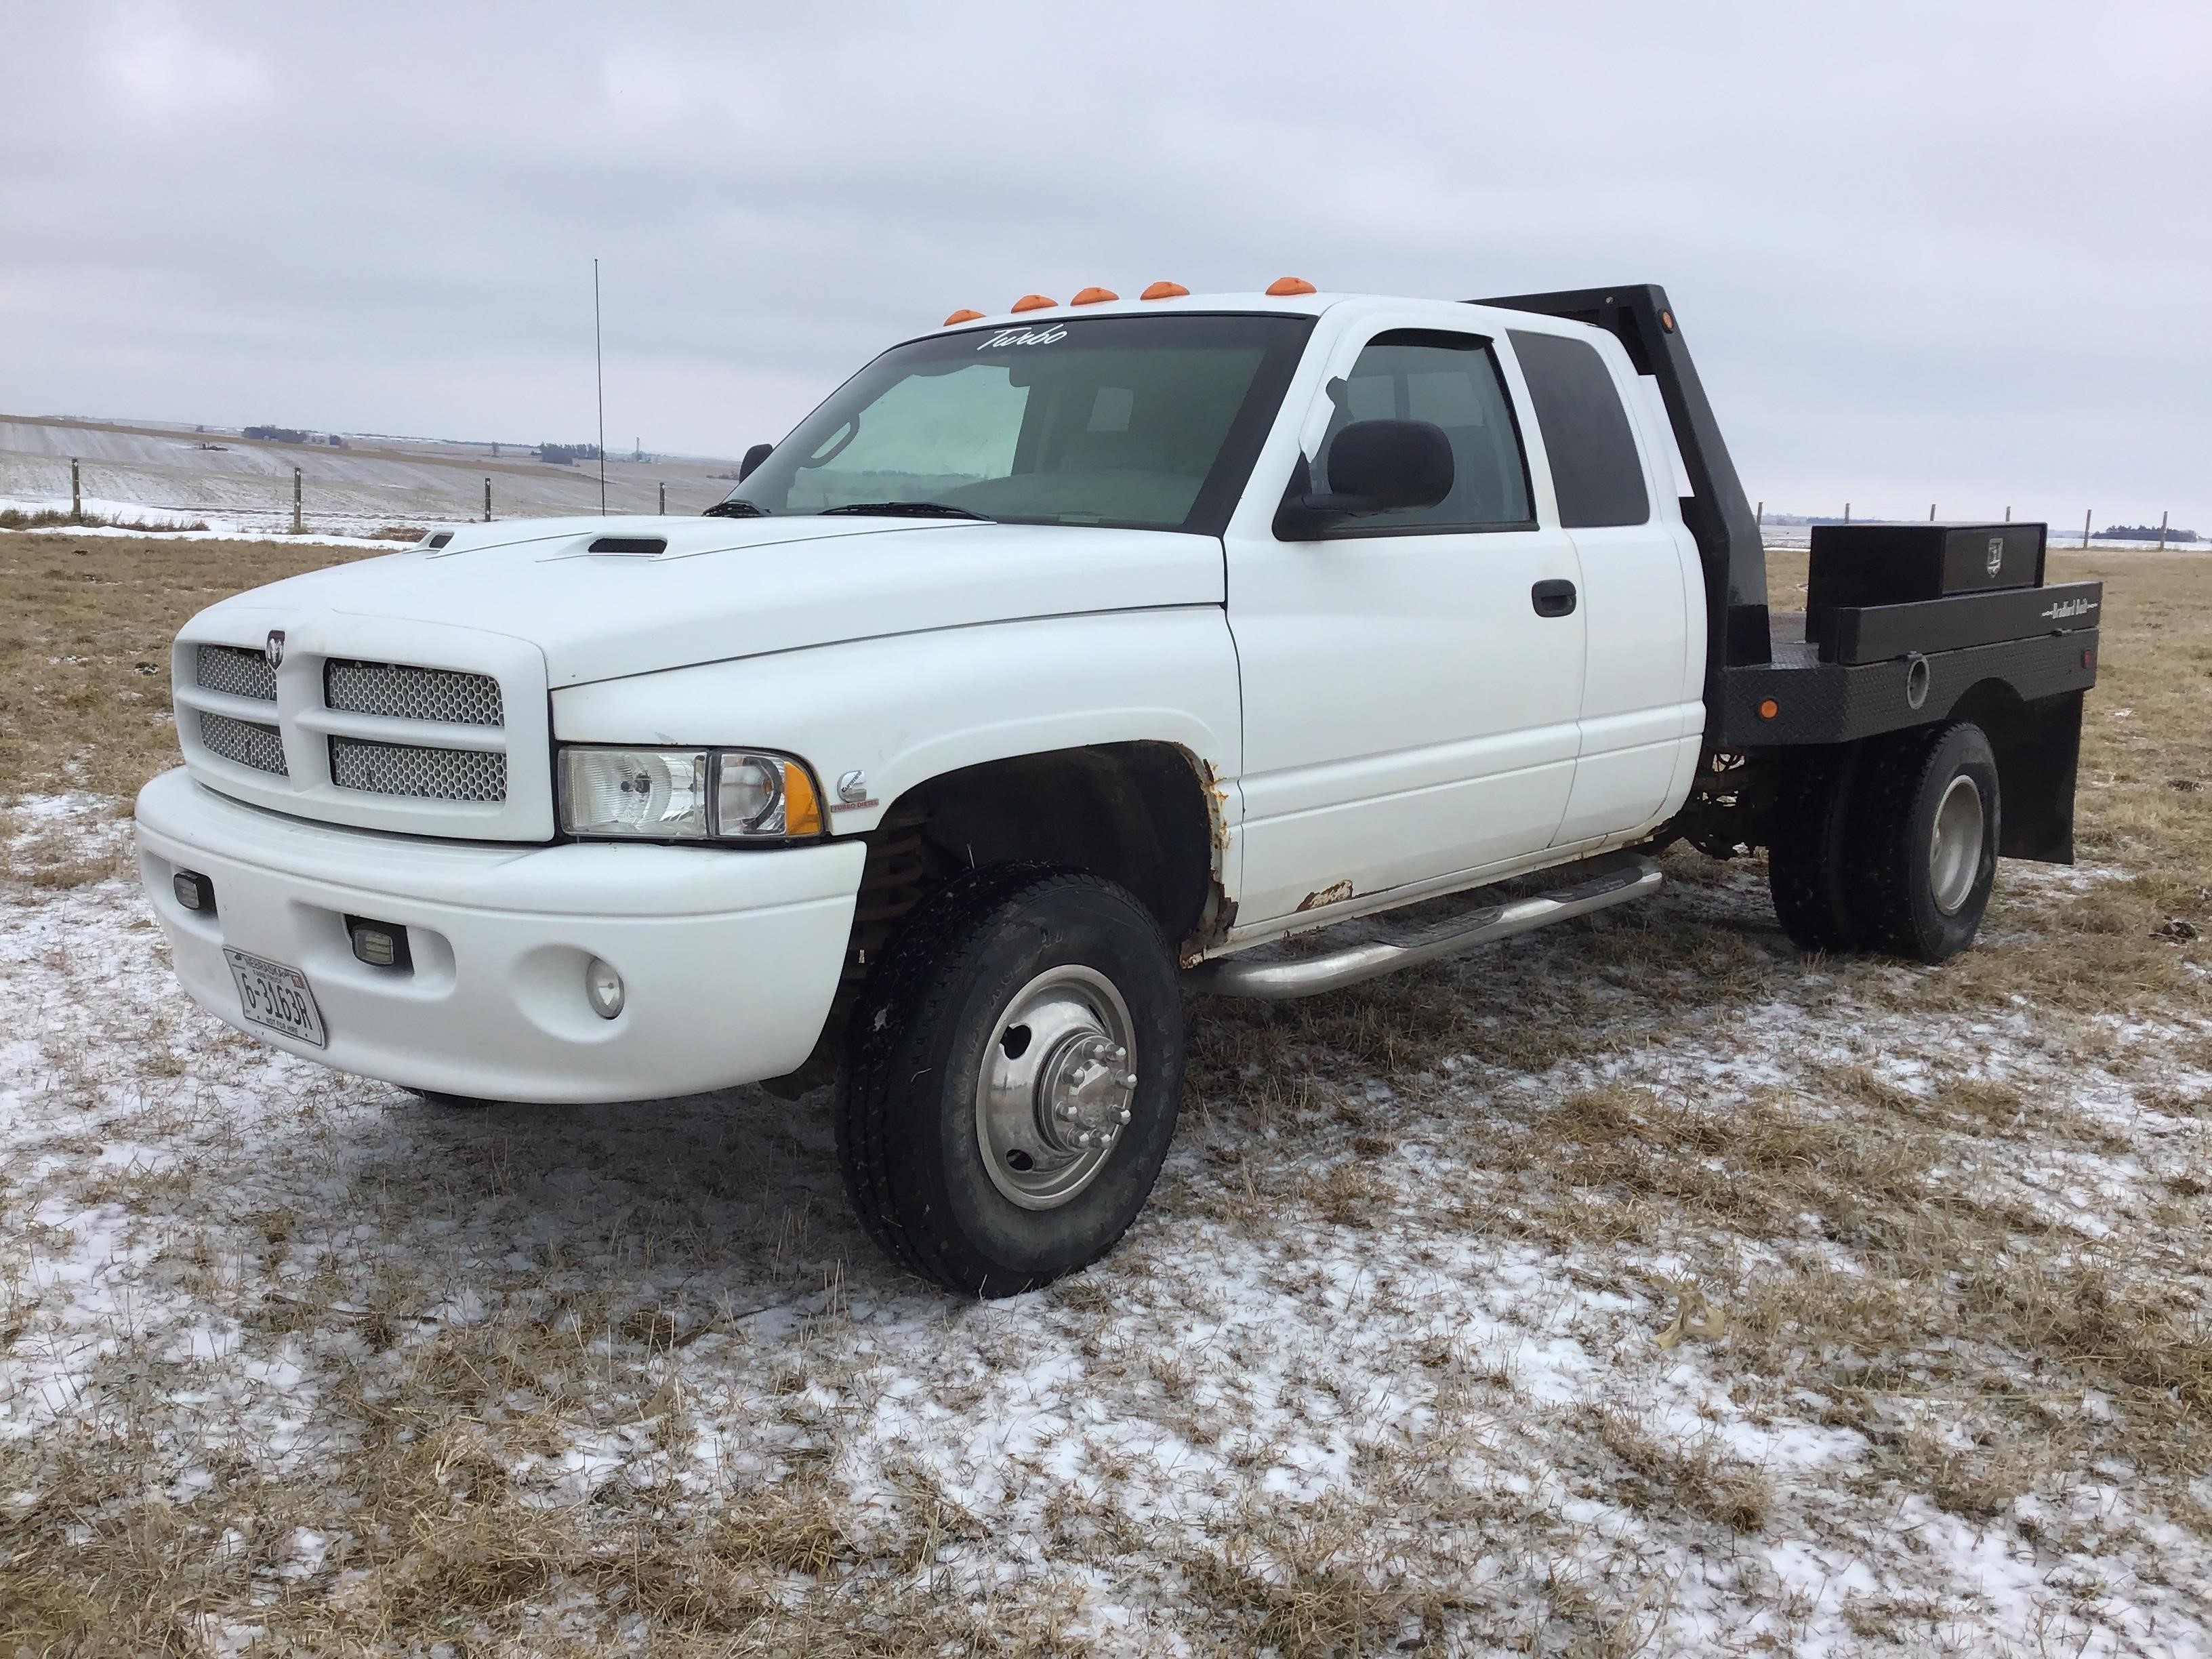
[0,415,743,534]
[3,537,2209,1654]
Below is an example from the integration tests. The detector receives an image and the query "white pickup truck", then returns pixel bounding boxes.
[138,281,2100,1295]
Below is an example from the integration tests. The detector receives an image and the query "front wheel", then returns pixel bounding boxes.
[835,866,1185,1298]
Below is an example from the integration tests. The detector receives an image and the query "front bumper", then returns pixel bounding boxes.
[134,768,866,1103]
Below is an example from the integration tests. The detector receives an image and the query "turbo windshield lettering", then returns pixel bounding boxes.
[976,325,1067,350]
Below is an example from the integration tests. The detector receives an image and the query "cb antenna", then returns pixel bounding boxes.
[594,258,607,515]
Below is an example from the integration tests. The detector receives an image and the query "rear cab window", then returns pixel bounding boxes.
[1507,329,1652,529]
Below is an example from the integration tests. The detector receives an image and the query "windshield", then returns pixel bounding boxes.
[718,312,1313,533]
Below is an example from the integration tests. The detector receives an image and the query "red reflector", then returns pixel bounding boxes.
[1757,698,1780,720]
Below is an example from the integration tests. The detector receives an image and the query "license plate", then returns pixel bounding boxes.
[224,947,327,1048]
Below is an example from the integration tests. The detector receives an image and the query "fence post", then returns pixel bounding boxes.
[2004,506,2011,522]
[1844,503,1850,524]
[71,457,81,522]
[2158,511,2168,551]
[2082,509,2091,550]
[484,478,492,523]
[659,480,666,515]
[1929,503,1937,521]
[293,467,302,534]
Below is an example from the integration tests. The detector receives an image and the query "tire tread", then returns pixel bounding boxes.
[837,863,1168,1294]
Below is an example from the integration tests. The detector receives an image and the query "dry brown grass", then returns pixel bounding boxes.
[0,532,381,835]
[2,537,2209,1654]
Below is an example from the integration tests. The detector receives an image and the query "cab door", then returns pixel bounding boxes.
[1505,326,1704,845]
[1223,316,1587,927]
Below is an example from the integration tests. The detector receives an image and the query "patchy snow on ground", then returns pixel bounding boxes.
[4,794,2210,1656]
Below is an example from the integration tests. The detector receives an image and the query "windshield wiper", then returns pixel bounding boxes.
[817,501,993,521]
[702,499,770,518]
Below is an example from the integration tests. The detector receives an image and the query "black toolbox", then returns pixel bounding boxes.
[1804,521,2081,665]
[1808,521,2046,611]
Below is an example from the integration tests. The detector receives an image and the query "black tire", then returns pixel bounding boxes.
[1844,721,2001,964]
[836,865,1184,1298]
[1767,744,1864,954]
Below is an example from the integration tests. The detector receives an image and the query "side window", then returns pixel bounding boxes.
[1507,329,1651,528]
[1315,330,1532,531]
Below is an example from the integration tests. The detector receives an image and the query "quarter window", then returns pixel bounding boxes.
[1315,331,1532,531]
[1507,329,1651,529]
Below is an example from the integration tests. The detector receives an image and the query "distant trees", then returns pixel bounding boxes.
[2096,524,2198,542]
[535,443,602,466]
[242,427,345,447]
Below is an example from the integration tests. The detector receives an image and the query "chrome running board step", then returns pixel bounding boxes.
[1187,854,1662,1000]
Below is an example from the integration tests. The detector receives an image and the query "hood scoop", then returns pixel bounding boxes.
[586,535,667,556]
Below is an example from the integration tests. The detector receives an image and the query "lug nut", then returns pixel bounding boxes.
[1120,1072,1139,1090]
[1118,1107,1132,1124]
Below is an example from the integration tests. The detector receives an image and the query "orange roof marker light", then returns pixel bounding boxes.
[1010,293,1057,313]
[1140,280,1189,301]
[1265,276,1317,296]
[943,308,985,325]
[1070,286,1119,306]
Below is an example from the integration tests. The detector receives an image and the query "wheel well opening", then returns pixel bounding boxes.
[882,742,1217,943]
[761,743,1224,1101]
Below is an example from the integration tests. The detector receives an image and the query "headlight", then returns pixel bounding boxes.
[557,747,824,840]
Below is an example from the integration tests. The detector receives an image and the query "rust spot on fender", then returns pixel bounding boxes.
[1182,755,1240,964]
[1296,879,1354,912]
[1196,758,1234,855]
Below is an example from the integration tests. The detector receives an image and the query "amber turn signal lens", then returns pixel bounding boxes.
[1758,698,1780,720]
[943,308,985,325]
[1265,276,1317,296]
[1070,286,1118,305]
[781,762,823,837]
[1140,280,1189,300]
[1010,293,1057,313]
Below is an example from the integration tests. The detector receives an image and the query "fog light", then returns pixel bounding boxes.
[585,957,625,1020]
[347,916,412,971]
[172,869,214,913]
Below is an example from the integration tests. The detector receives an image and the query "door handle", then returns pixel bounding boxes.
[1531,579,1577,618]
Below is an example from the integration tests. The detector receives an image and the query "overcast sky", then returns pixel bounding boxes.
[4,1,2207,529]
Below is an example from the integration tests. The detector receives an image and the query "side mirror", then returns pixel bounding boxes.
[738,442,773,482]
[1274,419,1454,539]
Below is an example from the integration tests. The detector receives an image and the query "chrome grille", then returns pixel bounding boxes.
[329,737,506,802]
[325,660,504,727]
[200,711,288,775]
[197,644,276,702]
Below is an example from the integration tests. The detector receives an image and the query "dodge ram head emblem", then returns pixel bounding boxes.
[1986,537,2005,577]
[264,629,286,669]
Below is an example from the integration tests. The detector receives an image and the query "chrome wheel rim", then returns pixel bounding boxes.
[975,965,1137,1210]
[1928,773,1985,915]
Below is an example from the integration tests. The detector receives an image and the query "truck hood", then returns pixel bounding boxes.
[190,514,1225,685]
